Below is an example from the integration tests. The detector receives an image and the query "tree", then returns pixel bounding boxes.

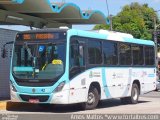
[94,2,159,40]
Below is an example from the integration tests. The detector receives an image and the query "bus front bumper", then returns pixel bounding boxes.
[11,90,70,104]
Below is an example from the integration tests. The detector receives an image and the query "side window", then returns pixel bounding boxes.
[88,40,102,64]
[145,46,155,65]
[119,43,132,65]
[103,41,118,65]
[70,44,79,68]
[132,45,144,65]
[69,38,85,79]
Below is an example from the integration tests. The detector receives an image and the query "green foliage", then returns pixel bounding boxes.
[94,2,159,40]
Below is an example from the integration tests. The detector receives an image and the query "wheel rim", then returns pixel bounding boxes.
[133,87,138,101]
[87,92,95,105]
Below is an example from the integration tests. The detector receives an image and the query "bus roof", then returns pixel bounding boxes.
[18,28,155,46]
[68,29,155,46]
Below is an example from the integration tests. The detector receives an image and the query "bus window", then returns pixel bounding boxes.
[103,41,118,65]
[69,39,85,79]
[119,43,132,65]
[88,40,102,65]
[13,43,66,79]
[145,46,155,65]
[132,45,144,65]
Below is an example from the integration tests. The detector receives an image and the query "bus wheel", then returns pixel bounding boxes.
[82,87,100,110]
[130,83,139,104]
[121,83,139,104]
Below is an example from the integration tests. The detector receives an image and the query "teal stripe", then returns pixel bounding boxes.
[13,67,33,72]
[102,68,111,97]
[12,0,24,4]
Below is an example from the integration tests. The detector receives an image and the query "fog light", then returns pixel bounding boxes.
[10,81,17,92]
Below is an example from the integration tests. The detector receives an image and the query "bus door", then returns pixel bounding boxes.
[69,37,87,103]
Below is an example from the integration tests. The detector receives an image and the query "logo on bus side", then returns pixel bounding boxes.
[32,88,36,93]
[112,73,124,79]
[89,71,101,78]
[89,71,93,78]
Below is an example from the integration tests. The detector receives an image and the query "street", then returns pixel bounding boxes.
[0,91,160,114]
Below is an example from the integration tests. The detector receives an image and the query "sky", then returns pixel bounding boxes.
[1,0,160,30]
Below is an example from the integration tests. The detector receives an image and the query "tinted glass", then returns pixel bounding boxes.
[145,46,155,65]
[103,41,118,65]
[88,40,102,64]
[119,43,132,65]
[13,43,66,80]
[132,45,144,65]
[69,39,86,79]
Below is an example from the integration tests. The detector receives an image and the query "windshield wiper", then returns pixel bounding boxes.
[24,42,36,78]
[24,42,33,58]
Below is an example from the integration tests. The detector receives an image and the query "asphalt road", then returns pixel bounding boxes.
[0,91,160,120]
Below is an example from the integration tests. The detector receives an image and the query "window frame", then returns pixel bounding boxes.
[144,45,155,66]
[118,42,132,66]
[87,38,103,66]
[102,40,119,66]
[69,35,155,76]
[131,44,144,66]
[69,36,87,79]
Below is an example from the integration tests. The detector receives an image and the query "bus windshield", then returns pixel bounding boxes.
[12,42,66,80]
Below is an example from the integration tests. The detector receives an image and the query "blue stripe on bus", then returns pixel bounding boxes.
[12,0,24,4]
[123,37,154,46]
[13,67,33,72]
[102,68,111,97]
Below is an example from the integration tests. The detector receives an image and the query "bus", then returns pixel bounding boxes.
[9,28,156,110]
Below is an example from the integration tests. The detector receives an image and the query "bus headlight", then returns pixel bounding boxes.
[10,81,17,92]
[54,81,65,92]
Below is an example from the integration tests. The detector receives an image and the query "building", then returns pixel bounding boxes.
[0,28,17,100]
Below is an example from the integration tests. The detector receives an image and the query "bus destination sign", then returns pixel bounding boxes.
[16,33,60,41]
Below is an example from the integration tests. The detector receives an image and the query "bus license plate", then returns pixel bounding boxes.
[29,99,39,103]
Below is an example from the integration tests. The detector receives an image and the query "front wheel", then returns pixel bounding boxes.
[81,87,100,110]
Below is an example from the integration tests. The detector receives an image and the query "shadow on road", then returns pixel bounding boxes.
[6,99,151,113]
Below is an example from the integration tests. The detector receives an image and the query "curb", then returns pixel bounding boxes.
[0,101,7,110]
[0,101,34,110]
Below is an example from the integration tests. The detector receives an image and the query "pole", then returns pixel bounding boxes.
[109,15,113,31]
[154,16,158,74]
[105,0,113,31]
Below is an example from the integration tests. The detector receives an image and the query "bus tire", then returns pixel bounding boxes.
[121,83,139,104]
[130,83,139,104]
[81,87,100,110]
[155,88,158,91]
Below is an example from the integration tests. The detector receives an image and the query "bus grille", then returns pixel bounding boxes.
[19,95,49,102]
[16,81,56,87]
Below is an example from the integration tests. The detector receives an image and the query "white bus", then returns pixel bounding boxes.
[9,29,156,110]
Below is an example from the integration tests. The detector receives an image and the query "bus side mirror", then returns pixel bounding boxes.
[1,41,14,58]
[1,47,7,58]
